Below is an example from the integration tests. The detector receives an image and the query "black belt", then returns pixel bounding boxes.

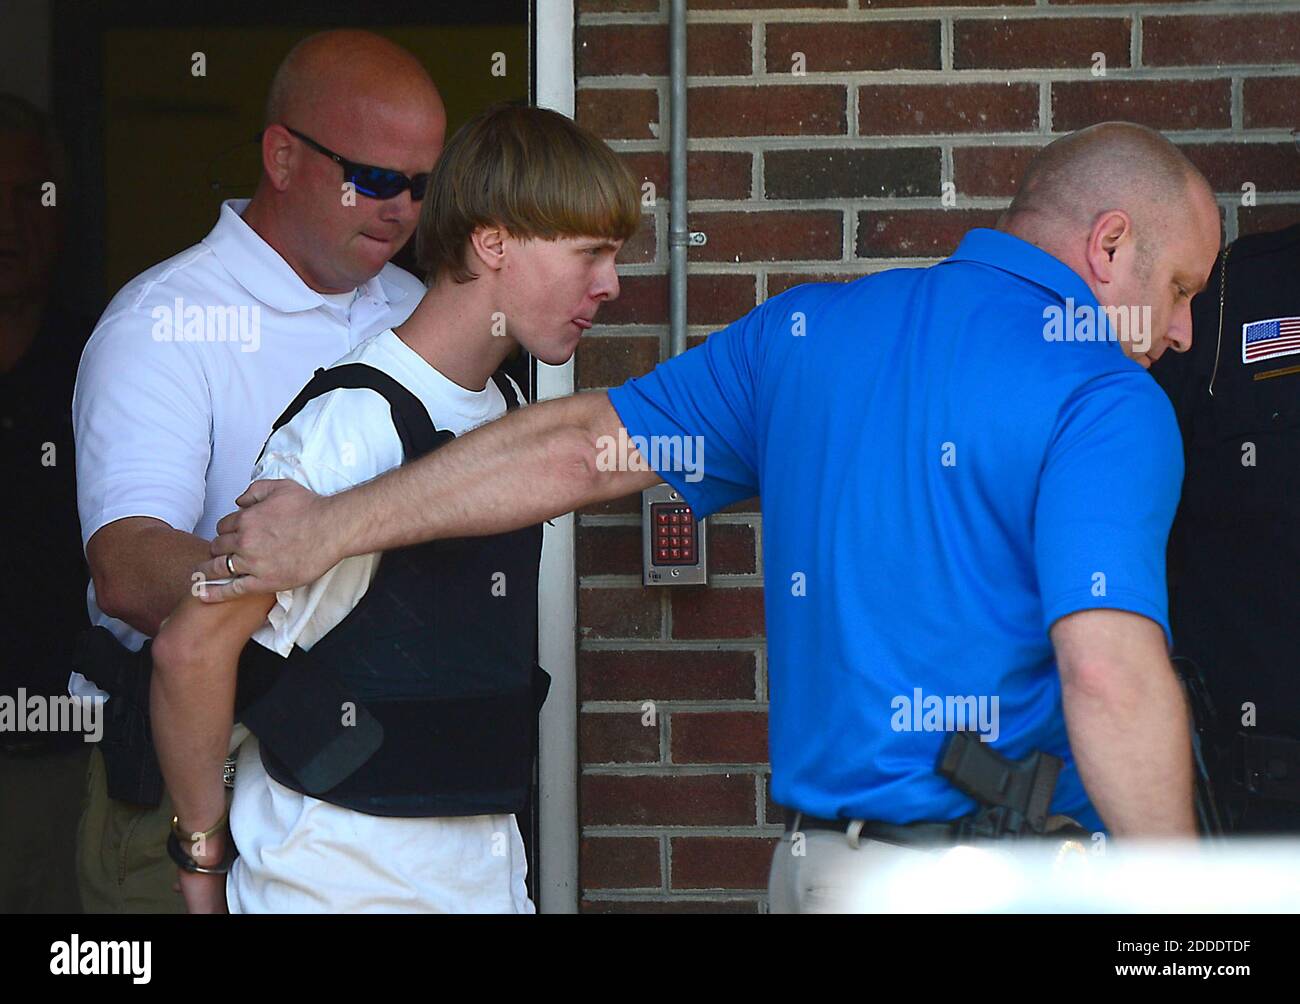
[784,811,961,848]
[784,809,1089,848]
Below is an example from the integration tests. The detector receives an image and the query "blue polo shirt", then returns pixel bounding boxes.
[606,229,1183,834]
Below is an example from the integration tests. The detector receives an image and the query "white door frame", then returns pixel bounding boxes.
[534,0,579,915]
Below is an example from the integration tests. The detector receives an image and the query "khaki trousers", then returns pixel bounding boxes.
[0,744,90,912]
[75,746,185,914]
[768,814,936,914]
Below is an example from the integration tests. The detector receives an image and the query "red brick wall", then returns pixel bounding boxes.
[571,0,1300,912]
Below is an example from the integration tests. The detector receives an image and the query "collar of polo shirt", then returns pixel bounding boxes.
[943,228,1101,319]
[203,198,406,315]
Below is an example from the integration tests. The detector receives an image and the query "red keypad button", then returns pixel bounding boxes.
[650,503,700,566]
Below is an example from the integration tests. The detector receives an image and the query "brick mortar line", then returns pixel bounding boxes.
[759,772,776,825]
[602,131,1300,153]
[680,197,1008,210]
[843,78,855,177]
[1133,9,1143,70]
[576,330,669,343]
[595,258,941,285]
[941,15,953,75]
[605,146,1297,171]
[843,182,854,259]
[576,14,665,29]
[621,258,970,279]
[579,67,1300,87]
[578,4,1300,26]
[579,638,765,651]
[1232,76,1244,132]
[682,194,1297,212]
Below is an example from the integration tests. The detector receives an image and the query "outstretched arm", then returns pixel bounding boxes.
[198,390,657,600]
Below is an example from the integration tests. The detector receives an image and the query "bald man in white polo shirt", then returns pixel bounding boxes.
[70,30,445,913]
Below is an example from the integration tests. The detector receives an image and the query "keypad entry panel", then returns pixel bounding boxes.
[642,484,707,586]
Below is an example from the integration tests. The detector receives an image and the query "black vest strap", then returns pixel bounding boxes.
[490,370,522,413]
[264,363,521,462]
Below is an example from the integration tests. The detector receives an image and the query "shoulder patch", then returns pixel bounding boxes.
[1242,316,1300,364]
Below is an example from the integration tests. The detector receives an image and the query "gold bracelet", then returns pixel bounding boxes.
[170,807,229,844]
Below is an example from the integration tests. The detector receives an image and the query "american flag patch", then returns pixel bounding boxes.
[1242,316,1300,364]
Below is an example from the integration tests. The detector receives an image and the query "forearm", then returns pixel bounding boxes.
[333,390,653,558]
[1060,657,1195,838]
[150,594,272,840]
[89,518,212,636]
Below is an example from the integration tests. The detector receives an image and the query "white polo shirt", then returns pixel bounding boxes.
[71,199,426,699]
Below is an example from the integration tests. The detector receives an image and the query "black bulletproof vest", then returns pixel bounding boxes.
[235,363,549,817]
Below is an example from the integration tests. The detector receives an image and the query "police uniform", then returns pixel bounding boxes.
[1153,223,1300,833]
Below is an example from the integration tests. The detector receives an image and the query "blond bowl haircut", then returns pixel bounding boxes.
[415,102,642,286]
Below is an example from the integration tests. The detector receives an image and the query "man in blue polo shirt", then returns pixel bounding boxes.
[199,122,1224,912]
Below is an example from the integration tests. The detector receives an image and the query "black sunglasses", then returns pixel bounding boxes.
[269,125,430,201]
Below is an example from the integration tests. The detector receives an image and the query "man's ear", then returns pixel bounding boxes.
[469,225,508,275]
[259,124,295,192]
[1087,210,1132,285]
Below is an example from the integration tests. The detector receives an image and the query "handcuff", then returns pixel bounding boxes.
[167,808,238,875]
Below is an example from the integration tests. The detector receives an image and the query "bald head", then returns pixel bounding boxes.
[265,30,443,132]
[997,121,1221,369]
[1000,122,1209,241]
[246,30,446,293]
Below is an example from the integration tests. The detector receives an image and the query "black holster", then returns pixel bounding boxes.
[72,626,165,807]
[1229,731,1300,805]
[937,731,1078,840]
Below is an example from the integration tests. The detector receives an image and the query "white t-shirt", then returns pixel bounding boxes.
[72,199,425,696]
[226,329,535,914]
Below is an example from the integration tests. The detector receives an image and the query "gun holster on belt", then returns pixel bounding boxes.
[1231,732,1300,805]
[937,731,1070,839]
[72,626,165,807]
